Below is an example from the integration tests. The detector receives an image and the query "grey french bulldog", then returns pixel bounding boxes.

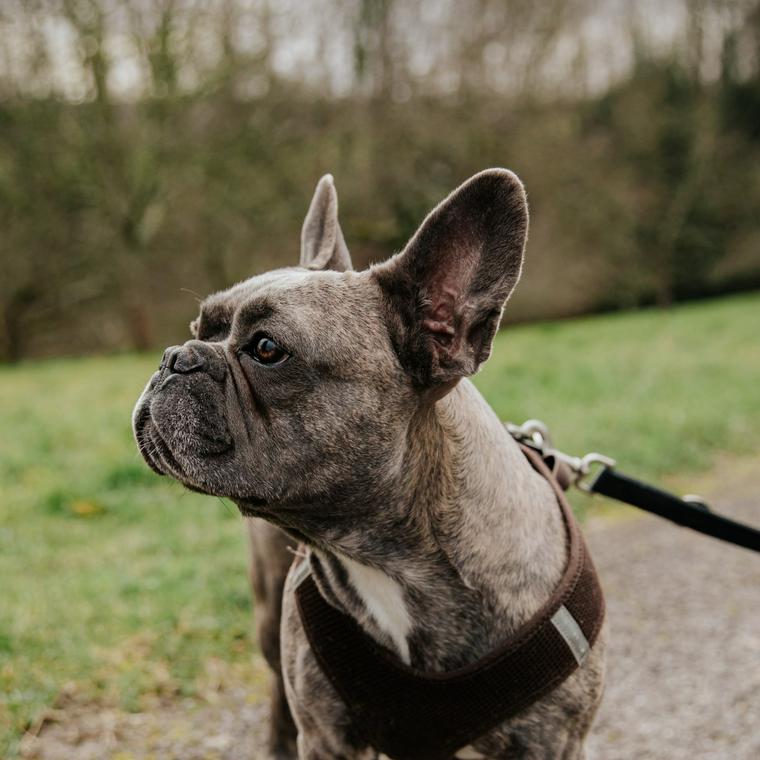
[133,169,606,759]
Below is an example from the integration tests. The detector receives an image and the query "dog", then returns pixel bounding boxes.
[133,169,606,759]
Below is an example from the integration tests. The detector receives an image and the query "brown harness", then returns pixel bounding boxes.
[294,445,606,760]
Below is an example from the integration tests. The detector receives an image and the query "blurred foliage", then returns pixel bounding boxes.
[1,0,760,361]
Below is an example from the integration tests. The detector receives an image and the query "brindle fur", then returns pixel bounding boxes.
[133,170,606,759]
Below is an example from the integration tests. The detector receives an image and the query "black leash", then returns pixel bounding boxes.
[507,420,760,555]
[588,466,760,553]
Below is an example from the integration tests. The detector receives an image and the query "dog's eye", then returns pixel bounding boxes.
[247,335,289,366]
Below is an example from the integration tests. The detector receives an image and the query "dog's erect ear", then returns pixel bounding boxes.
[374,169,528,388]
[300,174,353,272]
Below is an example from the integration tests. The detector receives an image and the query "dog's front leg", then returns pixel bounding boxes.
[247,519,299,759]
[281,572,378,760]
[296,733,378,760]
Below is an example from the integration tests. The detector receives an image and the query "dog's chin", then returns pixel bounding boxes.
[236,498,271,518]
[134,408,272,508]
[134,414,187,482]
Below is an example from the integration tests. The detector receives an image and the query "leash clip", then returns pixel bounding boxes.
[507,420,760,553]
[544,447,616,492]
[574,452,618,492]
[506,419,553,449]
[507,419,616,491]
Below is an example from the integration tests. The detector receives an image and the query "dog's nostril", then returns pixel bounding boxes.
[158,346,179,370]
[159,343,216,376]
[169,346,207,375]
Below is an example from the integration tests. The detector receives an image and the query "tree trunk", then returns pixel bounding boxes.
[0,287,39,362]
[123,298,152,352]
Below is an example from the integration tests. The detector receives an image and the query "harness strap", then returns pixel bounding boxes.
[294,445,605,760]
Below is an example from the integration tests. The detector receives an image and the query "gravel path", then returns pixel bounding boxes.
[20,459,760,760]
[586,458,760,760]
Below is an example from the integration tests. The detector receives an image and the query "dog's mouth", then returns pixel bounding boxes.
[133,390,271,511]
[134,403,186,481]
[236,499,270,517]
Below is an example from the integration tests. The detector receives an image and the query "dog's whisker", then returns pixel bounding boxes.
[216,496,237,518]
[180,287,203,303]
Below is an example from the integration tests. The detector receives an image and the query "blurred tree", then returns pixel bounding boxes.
[0,0,759,360]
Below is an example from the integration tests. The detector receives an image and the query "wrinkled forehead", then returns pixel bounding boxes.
[201,268,315,319]
[199,267,388,363]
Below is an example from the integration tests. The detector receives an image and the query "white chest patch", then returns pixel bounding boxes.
[338,553,413,665]
[455,746,486,759]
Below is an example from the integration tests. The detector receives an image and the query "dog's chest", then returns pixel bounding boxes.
[336,552,413,664]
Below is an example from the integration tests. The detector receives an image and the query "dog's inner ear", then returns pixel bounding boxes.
[374,169,528,389]
[300,174,353,272]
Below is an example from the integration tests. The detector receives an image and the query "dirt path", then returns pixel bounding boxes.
[20,459,760,760]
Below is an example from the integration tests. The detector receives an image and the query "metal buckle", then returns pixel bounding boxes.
[507,419,616,491]
[683,494,711,512]
[506,419,553,449]
[574,453,618,492]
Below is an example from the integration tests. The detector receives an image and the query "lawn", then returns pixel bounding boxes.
[2,292,760,758]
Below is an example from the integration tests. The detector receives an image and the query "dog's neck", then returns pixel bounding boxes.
[303,380,567,671]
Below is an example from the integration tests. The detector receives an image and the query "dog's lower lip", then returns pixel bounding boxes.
[237,498,269,516]
[241,497,268,507]
[134,416,166,476]
[146,424,186,480]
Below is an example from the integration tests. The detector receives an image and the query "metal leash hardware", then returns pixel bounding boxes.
[505,419,712,501]
[506,419,760,553]
[506,419,617,492]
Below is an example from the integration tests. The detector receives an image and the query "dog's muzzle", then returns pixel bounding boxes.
[132,340,230,479]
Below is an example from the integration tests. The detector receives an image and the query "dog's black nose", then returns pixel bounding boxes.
[161,344,208,374]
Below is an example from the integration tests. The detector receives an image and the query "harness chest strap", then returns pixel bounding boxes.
[294,445,606,760]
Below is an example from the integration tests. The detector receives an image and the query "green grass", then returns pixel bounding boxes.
[478,291,760,476]
[1,292,759,757]
[0,356,258,758]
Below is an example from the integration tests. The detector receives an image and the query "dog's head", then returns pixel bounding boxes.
[133,169,528,521]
